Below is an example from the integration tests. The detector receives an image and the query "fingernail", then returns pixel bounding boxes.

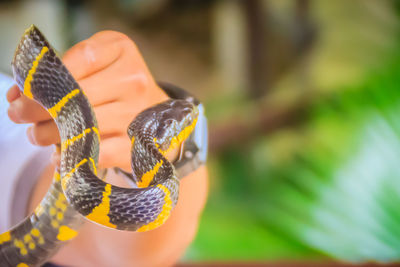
[27,127,37,145]
[6,85,21,103]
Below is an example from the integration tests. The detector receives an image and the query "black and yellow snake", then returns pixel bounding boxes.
[0,25,199,266]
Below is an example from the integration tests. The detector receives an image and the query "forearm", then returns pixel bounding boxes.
[30,164,208,267]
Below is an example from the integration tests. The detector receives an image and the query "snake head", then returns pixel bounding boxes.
[155,99,199,153]
[128,99,199,154]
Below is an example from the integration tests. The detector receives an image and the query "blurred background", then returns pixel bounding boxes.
[1,0,400,266]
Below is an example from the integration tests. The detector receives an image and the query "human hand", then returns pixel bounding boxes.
[7,30,169,172]
[8,29,208,266]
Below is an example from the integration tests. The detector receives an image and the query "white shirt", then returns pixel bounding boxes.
[0,73,52,231]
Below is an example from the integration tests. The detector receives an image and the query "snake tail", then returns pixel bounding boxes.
[0,170,83,267]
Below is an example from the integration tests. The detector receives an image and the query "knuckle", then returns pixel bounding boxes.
[107,31,135,46]
[74,38,95,53]
[132,78,148,95]
[124,74,152,98]
[110,32,140,57]
[117,33,138,50]
[74,39,98,69]
[93,30,138,51]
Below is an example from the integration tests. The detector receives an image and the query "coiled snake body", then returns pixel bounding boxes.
[0,26,199,266]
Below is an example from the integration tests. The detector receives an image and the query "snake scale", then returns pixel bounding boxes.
[0,25,199,266]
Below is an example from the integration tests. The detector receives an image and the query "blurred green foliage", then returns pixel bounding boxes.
[186,51,400,262]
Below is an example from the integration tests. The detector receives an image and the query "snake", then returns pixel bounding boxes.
[0,25,199,266]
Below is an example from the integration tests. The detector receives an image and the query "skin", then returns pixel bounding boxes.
[6,31,208,266]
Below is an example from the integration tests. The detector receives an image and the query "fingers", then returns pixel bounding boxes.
[74,33,158,106]
[48,135,132,171]
[94,101,142,136]
[63,31,141,81]
[7,30,171,176]
[63,33,121,81]
[62,29,164,107]
[27,120,60,146]
[7,88,50,123]
[78,61,150,106]
[7,31,148,123]
[8,30,165,125]
[7,84,60,147]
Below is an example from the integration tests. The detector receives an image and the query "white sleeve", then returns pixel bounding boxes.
[0,73,52,232]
